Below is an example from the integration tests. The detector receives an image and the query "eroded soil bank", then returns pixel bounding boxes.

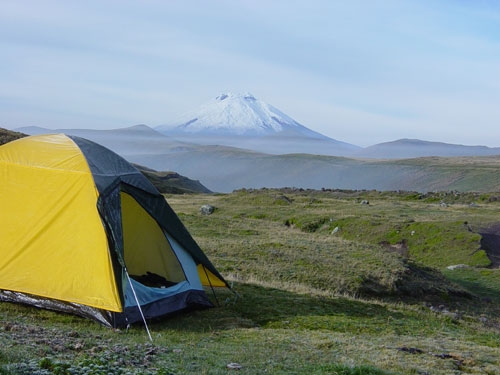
[479,224,500,267]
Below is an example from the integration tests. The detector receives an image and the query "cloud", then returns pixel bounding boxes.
[1,0,499,146]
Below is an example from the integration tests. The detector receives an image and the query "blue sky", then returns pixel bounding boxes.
[1,0,499,147]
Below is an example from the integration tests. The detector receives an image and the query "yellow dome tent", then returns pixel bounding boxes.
[0,134,227,327]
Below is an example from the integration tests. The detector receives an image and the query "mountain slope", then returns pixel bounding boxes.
[0,128,27,145]
[156,92,360,156]
[133,164,212,194]
[130,148,500,193]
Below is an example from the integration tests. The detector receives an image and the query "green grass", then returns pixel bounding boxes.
[2,188,500,374]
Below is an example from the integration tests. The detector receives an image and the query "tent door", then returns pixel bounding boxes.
[120,192,186,288]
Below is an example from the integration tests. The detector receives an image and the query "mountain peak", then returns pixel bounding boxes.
[157,92,324,137]
[215,92,255,101]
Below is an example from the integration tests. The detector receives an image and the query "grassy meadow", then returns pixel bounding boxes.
[2,188,500,374]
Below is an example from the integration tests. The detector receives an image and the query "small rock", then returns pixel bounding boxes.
[446,264,469,270]
[200,204,215,215]
[227,362,243,370]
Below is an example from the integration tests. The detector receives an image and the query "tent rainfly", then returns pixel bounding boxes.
[0,134,228,327]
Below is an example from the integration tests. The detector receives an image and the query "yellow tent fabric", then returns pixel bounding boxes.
[121,191,185,283]
[0,134,122,312]
[197,265,228,287]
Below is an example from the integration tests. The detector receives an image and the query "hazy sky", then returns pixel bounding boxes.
[1,1,499,147]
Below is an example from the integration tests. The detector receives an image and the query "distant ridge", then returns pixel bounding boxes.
[354,138,500,159]
[15,124,165,138]
[11,126,48,135]
[10,123,500,193]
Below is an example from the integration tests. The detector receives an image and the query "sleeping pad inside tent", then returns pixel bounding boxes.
[0,133,228,327]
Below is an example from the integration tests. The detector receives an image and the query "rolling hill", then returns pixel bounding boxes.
[12,125,500,193]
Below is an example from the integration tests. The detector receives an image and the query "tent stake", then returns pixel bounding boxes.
[125,271,153,342]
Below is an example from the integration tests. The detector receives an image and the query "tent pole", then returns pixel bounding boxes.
[125,271,153,342]
[202,266,220,306]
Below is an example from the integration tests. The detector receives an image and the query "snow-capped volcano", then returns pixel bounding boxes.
[157,92,327,138]
[156,92,360,156]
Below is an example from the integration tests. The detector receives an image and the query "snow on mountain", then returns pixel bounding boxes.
[155,92,362,156]
[156,92,329,139]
